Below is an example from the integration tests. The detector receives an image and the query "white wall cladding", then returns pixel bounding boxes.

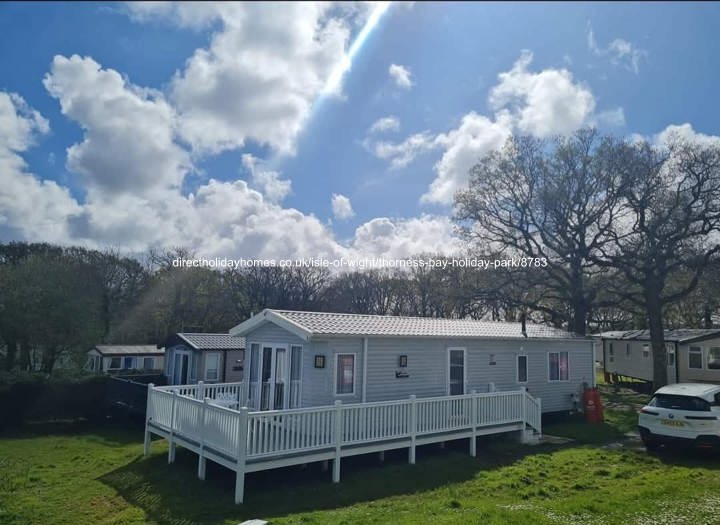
[243,321,593,413]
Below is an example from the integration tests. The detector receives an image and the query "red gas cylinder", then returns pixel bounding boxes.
[592,387,605,423]
[583,387,603,424]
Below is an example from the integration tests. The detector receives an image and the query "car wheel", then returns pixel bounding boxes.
[642,437,660,451]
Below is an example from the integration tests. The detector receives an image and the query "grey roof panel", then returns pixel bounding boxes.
[94,345,164,356]
[177,333,245,350]
[594,329,720,343]
[269,310,585,340]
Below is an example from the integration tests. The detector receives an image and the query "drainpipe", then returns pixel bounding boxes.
[362,337,368,403]
[222,349,227,383]
[675,341,680,384]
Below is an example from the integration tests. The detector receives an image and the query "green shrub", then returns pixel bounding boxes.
[0,373,110,430]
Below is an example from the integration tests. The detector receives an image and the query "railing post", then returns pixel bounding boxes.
[197,380,205,401]
[408,395,417,464]
[168,389,177,463]
[332,400,342,483]
[521,388,527,430]
[143,383,154,456]
[198,397,208,480]
[537,398,542,436]
[470,391,477,457]
[234,407,249,504]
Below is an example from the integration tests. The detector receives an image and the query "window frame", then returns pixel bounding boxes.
[642,344,650,359]
[689,346,703,370]
[517,354,528,384]
[109,356,121,370]
[123,356,134,369]
[625,343,631,359]
[204,352,221,382]
[707,347,720,370]
[143,357,155,370]
[548,351,570,382]
[334,353,356,396]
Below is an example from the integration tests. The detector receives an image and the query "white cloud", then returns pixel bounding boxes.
[587,24,646,74]
[369,115,400,134]
[331,193,355,220]
[0,91,81,242]
[43,55,191,198]
[654,123,720,148]
[242,154,291,203]
[129,3,359,156]
[422,112,513,205]
[388,63,414,89]
[366,131,438,169]
[420,52,596,204]
[351,215,461,259]
[489,50,595,138]
[595,107,626,128]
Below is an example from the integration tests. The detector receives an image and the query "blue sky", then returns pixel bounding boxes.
[1,2,719,261]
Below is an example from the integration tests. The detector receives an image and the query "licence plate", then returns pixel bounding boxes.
[661,419,685,427]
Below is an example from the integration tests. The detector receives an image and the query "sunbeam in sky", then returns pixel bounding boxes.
[322,2,392,97]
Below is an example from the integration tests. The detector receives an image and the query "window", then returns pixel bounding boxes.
[548,351,569,381]
[666,349,675,368]
[123,356,134,369]
[649,394,710,412]
[143,357,154,370]
[608,343,614,363]
[335,354,355,395]
[205,353,220,381]
[517,355,528,383]
[625,343,631,359]
[642,344,650,359]
[689,346,703,369]
[707,347,720,370]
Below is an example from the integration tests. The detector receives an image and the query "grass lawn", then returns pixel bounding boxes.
[2,387,720,525]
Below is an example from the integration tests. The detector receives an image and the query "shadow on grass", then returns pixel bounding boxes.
[99,435,565,524]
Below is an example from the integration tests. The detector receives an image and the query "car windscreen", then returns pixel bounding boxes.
[648,394,710,412]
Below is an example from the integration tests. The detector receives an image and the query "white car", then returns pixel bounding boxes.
[638,383,720,450]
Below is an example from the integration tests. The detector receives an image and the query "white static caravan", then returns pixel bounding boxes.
[164,333,245,386]
[86,345,165,375]
[229,309,594,414]
[597,329,720,385]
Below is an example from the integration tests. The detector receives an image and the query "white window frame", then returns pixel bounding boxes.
[204,352,221,382]
[123,356,134,369]
[608,342,614,363]
[517,354,528,384]
[334,353,356,396]
[109,356,121,369]
[642,344,650,359]
[547,351,570,382]
[446,347,467,395]
[689,346,703,370]
[708,347,720,370]
[142,357,155,370]
[289,345,303,408]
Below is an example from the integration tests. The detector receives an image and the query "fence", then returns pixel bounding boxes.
[144,383,542,504]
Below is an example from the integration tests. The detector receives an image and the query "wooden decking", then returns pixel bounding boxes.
[143,382,542,504]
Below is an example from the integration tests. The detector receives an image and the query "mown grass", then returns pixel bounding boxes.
[2,394,719,525]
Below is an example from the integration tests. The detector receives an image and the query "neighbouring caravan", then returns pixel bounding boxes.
[597,329,720,385]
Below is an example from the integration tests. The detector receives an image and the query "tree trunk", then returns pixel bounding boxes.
[4,339,17,370]
[646,287,668,388]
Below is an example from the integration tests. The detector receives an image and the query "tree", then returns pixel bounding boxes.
[593,137,720,386]
[455,129,626,335]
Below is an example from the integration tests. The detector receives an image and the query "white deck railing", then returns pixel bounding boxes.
[145,384,542,504]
